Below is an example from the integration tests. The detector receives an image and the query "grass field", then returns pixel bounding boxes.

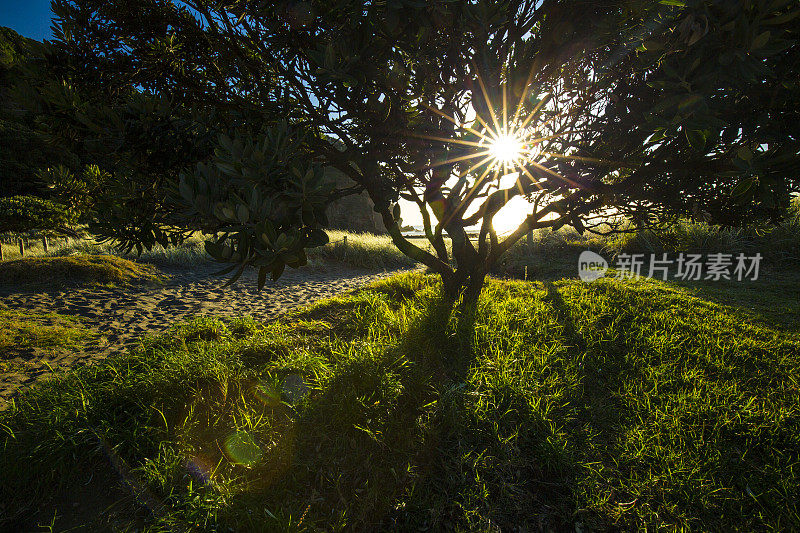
[0,234,210,267]
[0,303,92,374]
[2,271,798,531]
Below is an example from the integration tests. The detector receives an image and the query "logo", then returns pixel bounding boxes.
[578,251,608,282]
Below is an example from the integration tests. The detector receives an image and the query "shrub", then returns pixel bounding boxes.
[0,195,76,235]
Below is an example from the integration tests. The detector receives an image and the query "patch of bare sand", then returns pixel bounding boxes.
[0,262,406,408]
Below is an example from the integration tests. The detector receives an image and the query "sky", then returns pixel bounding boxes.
[398,169,531,234]
[1,0,54,41]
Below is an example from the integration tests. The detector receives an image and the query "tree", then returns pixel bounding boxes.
[16,75,220,252]
[48,0,800,300]
[0,27,79,198]
[0,195,77,235]
[591,0,800,225]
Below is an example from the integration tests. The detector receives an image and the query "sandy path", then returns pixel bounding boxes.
[0,263,404,407]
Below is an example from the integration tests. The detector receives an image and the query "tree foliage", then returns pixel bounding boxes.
[595,0,800,225]
[179,123,335,286]
[0,27,78,198]
[45,0,800,297]
[0,195,77,235]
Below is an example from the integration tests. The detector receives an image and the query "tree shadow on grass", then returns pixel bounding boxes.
[15,272,796,531]
[666,268,800,333]
[248,282,643,530]
[539,281,636,493]
[210,291,490,529]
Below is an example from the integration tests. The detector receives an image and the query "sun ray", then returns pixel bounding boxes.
[540,151,621,166]
[502,83,508,136]
[519,164,545,192]
[407,66,590,234]
[471,113,494,139]
[526,159,580,188]
[420,102,487,140]
[528,130,585,144]
[523,112,560,138]
[444,153,499,203]
[442,163,499,228]
[423,149,494,170]
[518,92,552,131]
[510,56,543,126]
[473,67,503,136]
[408,132,487,149]
[456,153,498,179]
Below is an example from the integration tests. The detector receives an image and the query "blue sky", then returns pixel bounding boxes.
[1,0,54,41]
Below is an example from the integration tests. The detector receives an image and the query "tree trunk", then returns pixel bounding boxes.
[462,270,486,307]
[441,273,463,303]
[441,265,486,307]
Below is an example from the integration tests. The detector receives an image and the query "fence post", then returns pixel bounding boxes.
[0,242,3,261]
[343,235,347,246]
[19,239,24,257]
[43,236,49,253]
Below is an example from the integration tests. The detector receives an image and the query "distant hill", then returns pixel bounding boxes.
[0,27,39,83]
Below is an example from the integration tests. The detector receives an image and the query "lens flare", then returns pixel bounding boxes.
[254,381,282,407]
[223,431,263,466]
[282,373,309,404]
[184,454,214,484]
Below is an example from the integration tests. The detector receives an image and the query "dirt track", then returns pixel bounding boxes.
[0,263,403,407]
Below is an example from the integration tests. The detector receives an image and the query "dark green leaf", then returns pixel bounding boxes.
[257,266,267,290]
[685,129,706,151]
[271,263,285,281]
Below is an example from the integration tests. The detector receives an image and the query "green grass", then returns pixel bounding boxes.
[608,198,800,259]
[0,255,163,288]
[306,230,417,269]
[1,231,415,270]
[0,232,210,266]
[0,303,91,372]
[1,272,798,531]
[57,234,211,267]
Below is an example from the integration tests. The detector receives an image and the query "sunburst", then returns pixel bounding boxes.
[488,133,523,166]
[412,86,557,193]
[478,127,545,176]
[407,66,609,231]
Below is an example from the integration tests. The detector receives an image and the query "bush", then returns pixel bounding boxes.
[0,195,76,235]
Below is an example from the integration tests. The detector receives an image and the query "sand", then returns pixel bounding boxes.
[0,262,405,408]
